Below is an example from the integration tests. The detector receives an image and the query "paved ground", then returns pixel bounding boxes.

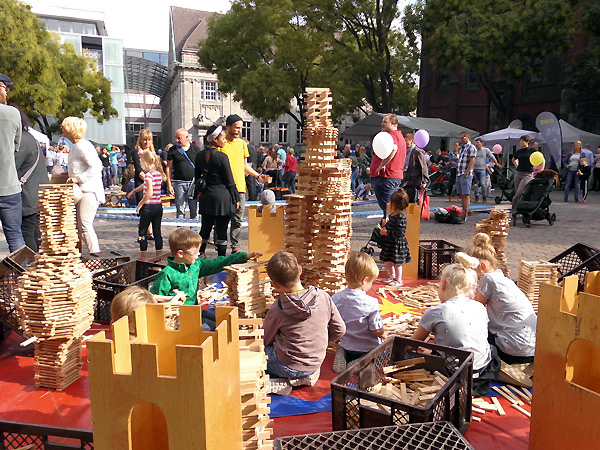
[1,188,598,279]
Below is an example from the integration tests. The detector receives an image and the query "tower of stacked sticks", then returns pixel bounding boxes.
[284,88,352,294]
[16,184,95,390]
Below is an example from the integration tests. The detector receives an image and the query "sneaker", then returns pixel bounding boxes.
[474,197,479,202]
[289,368,321,387]
[446,196,451,202]
[482,198,487,203]
[388,279,403,287]
[564,198,568,202]
[467,211,474,216]
[382,275,395,284]
[333,347,347,374]
[267,378,292,396]
[578,199,586,204]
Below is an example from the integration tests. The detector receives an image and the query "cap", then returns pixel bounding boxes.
[260,189,276,206]
[0,72,14,86]
[226,114,243,126]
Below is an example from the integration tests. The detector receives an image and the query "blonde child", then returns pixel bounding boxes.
[332,253,385,373]
[264,251,346,395]
[127,151,166,260]
[411,253,499,396]
[380,188,411,286]
[466,233,536,364]
[110,286,157,336]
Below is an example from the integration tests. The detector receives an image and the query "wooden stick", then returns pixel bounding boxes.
[520,387,533,401]
[511,403,531,418]
[507,385,531,404]
[472,406,486,414]
[20,336,37,347]
[472,416,482,422]
[491,396,506,416]
[491,386,518,405]
[500,386,524,405]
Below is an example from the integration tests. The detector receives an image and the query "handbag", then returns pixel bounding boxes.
[419,188,430,220]
[192,150,211,199]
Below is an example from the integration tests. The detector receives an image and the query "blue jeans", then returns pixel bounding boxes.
[0,193,25,253]
[102,167,111,188]
[172,180,197,219]
[564,170,580,201]
[371,177,402,216]
[265,344,314,379]
[472,169,487,199]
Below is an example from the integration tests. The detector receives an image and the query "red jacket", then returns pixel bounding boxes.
[284,155,297,172]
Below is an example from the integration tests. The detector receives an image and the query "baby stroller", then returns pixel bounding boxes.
[494,169,515,204]
[512,177,556,228]
[360,221,384,256]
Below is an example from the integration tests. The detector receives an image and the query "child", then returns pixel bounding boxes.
[127,151,166,260]
[411,253,500,396]
[110,286,157,336]
[263,251,346,395]
[331,253,385,373]
[150,228,261,330]
[380,188,411,286]
[577,157,591,203]
[465,233,537,364]
[258,189,277,214]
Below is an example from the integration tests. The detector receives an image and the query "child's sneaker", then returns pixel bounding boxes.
[289,368,321,387]
[388,279,403,287]
[267,378,292,396]
[382,275,395,284]
[333,347,347,374]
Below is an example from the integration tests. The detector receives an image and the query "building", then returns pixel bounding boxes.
[33,5,126,145]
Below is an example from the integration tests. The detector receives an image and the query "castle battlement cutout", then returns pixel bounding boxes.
[529,271,600,448]
[87,305,242,450]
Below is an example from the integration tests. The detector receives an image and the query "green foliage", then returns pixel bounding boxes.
[0,0,117,138]
[198,0,419,125]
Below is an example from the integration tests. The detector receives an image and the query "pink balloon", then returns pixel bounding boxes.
[492,144,503,154]
[414,129,430,148]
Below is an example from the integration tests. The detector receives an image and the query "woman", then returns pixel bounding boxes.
[262,146,282,188]
[564,140,583,202]
[282,147,297,193]
[196,124,239,257]
[63,116,105,253]
[446,141,459,201]
[511,135,535,211]
[131,129,156,204]
[99,147,111,189]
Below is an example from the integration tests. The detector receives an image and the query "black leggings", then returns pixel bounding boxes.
[488,333,534,365]
[200,214,231,256]
[138,204,163,252]
[446,167,457,196]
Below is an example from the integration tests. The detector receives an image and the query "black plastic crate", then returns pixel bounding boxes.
[0,247,36,338]
[92,260,165,323]
[418,240,461,280]
[0,420,93,449]
[274,422,474,450]
[331,336,473,434]
[81,251,130,274]
[549,243,600,291]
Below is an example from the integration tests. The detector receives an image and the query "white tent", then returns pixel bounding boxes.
[559,120,600,149]
[477,127,544,167]
[27,128,50,147]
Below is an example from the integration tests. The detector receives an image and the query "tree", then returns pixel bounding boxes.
[413,0,575,127]
[0,0,117,138]
[198,0,419,125]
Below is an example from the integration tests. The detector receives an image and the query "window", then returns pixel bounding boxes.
[242,121,251,141]
[465,68,480,90]
[201,81,220,101]
[435,66,449,92]
[260,122,270,143]
[278,123,288,144]
[128,123,143,132]
[296,125,302,144]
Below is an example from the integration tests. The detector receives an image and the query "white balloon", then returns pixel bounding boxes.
[373,132,394,159]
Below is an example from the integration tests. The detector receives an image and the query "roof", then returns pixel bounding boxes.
[170,7,215,58]
[123,54,169,98]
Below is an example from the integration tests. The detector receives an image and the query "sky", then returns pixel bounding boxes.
[23,0,233,52]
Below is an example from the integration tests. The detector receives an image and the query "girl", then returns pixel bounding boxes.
[411,253,499,396]
[127,151,166,260]
[465,233,537,364]
[379,188,411,287]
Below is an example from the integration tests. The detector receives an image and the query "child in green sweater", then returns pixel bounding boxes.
[150,228,261,329]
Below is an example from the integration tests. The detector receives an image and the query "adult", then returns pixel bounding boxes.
[13,106,48,252]
[446,141,459,201]
[0,73,25,252]
[357,145,370,185]
[456,132,476,216]
[246,139,258,201]
[581,144,595,193]
[109,145,120,186]
[63,117,105,253]
[276,145,287,187]
[116,147,127,181]
[563,140,583,202]
[196,125,239,257]
[402,133,429,204]
[511,135,535,211]
[404,134,416,178]
[131,129,156,205]
[46,145,57,174]
[99,147,111,189]
[262,146,282,188]
[594,147,600,192]
[166,128,200,221]
[282,147,297,193]
[220,114,267,253]
[473,138,500,203]
[369,113,406,217]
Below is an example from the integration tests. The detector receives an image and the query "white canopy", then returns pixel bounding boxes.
[559,120,600,148]
[477,127,542,145]
[27,128,50,147]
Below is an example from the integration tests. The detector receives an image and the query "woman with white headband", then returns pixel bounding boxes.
[195,124,240,256]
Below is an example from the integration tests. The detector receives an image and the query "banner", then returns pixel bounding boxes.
[536,112,563,169]
[508,119,522,129]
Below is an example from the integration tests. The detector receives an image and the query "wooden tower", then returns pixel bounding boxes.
[87,305,242,450]
[529,271,600,448]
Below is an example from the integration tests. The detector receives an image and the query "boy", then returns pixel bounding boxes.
[263,251,346,395]
[331,253,385,373]
[111,286,157,336]
[150,229,261,329]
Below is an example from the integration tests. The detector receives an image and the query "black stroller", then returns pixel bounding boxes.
[494,169,515,204]
[512,177,556,228]
[360,221,384,256]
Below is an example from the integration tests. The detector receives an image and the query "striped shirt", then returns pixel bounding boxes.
[144,171,163,204]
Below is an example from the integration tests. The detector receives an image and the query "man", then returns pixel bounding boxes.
[369,113,406,217]
[245,139,258,201]
[0,72,25,252]
[275,144,286,188]
[473,138,501,202]
[221,114,267,253]
[456,132,476,216]
[403,133,429,204]
[581,144,595,190]
[404,134,417,179]
[166,128,200,222]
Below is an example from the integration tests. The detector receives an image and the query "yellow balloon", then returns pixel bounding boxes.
[530,151,544,167]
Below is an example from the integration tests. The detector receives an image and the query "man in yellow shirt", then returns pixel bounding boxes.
[221,114,267,253]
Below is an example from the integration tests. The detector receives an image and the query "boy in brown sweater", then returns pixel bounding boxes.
[264,251,346,395]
